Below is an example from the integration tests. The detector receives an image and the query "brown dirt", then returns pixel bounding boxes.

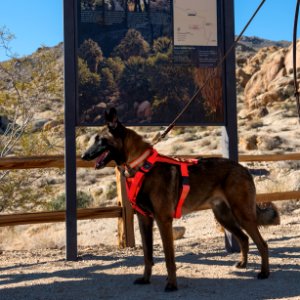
[1,209,300,300]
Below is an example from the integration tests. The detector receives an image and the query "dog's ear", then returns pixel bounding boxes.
[104,108,126,138]
[104,108,118,129]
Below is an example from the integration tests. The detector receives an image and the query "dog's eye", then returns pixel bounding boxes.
[95,135,100,142]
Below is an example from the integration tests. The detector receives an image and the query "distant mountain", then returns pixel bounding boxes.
[237,36,291,51]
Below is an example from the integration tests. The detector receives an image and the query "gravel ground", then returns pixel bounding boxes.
[1,209,300,300]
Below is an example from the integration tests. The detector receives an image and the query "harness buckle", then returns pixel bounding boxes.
[182,176,189,185]
[140,161,153,172]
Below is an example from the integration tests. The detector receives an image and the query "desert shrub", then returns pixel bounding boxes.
[171,144,184,154]
[280,200,300,214]
[248,120,264,129]
[48,191,93,211]
[171,127,185,136]
[106,182,117,200]
[257,135,283,151]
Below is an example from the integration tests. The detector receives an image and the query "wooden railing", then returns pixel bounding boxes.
[1,153,300,247]
[1,153,300,170]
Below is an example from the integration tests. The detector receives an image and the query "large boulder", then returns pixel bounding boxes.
[240,41,300,110]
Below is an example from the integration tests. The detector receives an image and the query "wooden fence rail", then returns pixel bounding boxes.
[1,153,300,170]
[0,206,122,227]
[1,191,300,228]
[1,153,300,246]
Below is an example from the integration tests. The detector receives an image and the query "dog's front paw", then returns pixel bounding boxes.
[165,283,178,292]
[235,261,247,269]
[134,277,150,285]
[257,271,269,279]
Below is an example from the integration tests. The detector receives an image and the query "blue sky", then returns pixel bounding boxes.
[0,0,298,61]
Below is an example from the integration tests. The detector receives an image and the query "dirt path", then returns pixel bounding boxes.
[1,210,300,300]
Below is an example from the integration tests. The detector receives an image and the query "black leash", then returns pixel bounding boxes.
[293,0,300,122]
[153,0,267,145]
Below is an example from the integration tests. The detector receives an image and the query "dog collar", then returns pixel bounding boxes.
[120,148,153,178]
[128,148,153,169]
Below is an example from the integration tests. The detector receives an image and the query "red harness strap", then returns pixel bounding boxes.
[125,149,198,218]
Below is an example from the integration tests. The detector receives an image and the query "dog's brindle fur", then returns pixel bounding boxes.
[82,108,279,292]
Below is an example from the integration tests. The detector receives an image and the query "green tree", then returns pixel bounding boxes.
[104,57,125,82]
[153,36,172,55]
[78,57,101,113]
[78,38,103,73]
[119,56,152,108]
[148,53,194,101]
[147,53,196,122]
[113,29,150,60]
[99,67,119,104]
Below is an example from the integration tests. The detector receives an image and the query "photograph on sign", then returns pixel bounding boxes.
[77,0,224,125]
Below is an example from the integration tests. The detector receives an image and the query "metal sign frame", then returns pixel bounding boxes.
[63,0,238,260]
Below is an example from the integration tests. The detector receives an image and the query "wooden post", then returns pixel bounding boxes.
[115,168,135,248]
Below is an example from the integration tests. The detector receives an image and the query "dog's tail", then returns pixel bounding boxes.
[256,202,280,226]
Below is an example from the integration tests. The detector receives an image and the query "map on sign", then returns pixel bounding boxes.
[173,0,218,46]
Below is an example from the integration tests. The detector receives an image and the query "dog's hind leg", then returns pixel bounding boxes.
[237,219,270,279]
[134,214,154,285]
[212,201,249,269]
[156,216,178,292]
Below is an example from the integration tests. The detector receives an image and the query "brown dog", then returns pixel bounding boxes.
[82,108,280,292]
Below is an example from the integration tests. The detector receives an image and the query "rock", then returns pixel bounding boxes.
[43,120,62,131]
[256,91,284,107]
[243,46,278,76]
[293,208,300,214]
[240,134,258,150]
[172,226,186,240]
[257,107,269,118]
[236,68,251,88]
[238,108,252,120]
[284,40,300,74]
[134,100,152,121]
[31,119,52,132]
[257,135,283,151]
[241,41,300,110]
[244,49,287,108]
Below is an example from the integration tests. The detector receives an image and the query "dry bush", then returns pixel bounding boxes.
[194,66,223,117]
[257,135,283,151]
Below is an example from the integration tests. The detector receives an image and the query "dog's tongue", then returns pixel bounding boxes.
[95,150,109,169]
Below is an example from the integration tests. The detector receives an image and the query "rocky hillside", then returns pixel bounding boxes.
[238,35,290,51]
[236,41,296,109]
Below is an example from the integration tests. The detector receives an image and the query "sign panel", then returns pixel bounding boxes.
[77,0,225,125]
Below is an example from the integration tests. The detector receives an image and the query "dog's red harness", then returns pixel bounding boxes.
[124,149,198,218]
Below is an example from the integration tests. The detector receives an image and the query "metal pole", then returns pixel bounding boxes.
[222,0,240,253]
[64,0,78,261]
